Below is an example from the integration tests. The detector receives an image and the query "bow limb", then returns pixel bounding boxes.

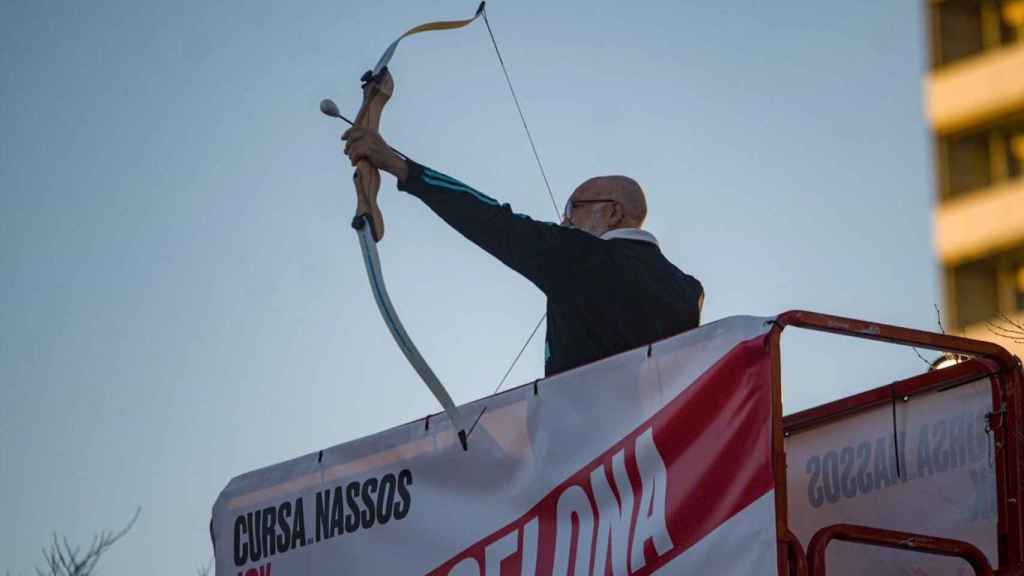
[353,219,468,450]
[350,68,469,450]
[371,2,486,76]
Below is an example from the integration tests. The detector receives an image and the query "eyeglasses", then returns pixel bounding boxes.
[562,198,618,223]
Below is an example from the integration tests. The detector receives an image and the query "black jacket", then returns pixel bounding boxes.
[399,161,704,376]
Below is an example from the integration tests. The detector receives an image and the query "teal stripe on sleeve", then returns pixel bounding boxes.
[420,172,480,195]
[420,171,500,206]
[422,167,465,185]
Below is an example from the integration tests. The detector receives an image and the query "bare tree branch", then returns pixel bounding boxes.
[998,312,1024,332]
[31,508,140,576]
[934,304,947,335]
[912,305,945,368]
[986,315,1024,344]
[911,346,934,367]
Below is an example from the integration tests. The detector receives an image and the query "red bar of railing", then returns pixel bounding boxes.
[806,523,993,576]
[784,529,808,576]
[775,310,1017,368]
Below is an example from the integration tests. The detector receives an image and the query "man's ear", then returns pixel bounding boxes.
[610,201,625,226]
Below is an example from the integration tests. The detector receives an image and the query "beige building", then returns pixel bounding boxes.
[927,0,1024,356]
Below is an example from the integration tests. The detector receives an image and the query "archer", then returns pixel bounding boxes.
[341,126,704,377]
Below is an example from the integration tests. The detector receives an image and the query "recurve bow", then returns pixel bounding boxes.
[322,4,488,450]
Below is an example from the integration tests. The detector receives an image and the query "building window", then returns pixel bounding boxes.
[931,0,1024,68]
[945,131,992,198]
[949,243,1024,328]
[934,1,984,67]
[954,257,1001,326]
[939,114,1024,199]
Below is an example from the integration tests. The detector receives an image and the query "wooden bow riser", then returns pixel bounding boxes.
[353,70,394,242]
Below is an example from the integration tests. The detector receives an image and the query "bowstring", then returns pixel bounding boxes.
[481,7,561,219]
[485,6,557,396]
[493,312,546,395]
[468,6,557,440]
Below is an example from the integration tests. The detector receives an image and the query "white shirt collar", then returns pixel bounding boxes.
[600,227,659,246]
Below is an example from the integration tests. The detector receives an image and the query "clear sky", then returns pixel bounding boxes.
[1,1,937,573]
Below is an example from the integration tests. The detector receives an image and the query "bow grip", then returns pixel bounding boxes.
[351,68,394,242]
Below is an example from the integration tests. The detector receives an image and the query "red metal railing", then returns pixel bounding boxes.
[774,310,1017,367]
[784,529,808,576]
[783,357,1000,436]
[805,523,993,576]
[769,310,1023,575]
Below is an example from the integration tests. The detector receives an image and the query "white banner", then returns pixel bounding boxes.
[786,377,997,575]
[212,316,777,575]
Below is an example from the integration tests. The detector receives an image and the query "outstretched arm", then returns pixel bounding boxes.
[341,127,599,295]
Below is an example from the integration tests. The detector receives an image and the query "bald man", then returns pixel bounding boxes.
[343,127,703,376]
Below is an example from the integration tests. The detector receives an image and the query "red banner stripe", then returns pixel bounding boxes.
[428,336,773,575]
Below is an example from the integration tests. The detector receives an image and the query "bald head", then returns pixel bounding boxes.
[566,175,647,235]
[581,175,647,226]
